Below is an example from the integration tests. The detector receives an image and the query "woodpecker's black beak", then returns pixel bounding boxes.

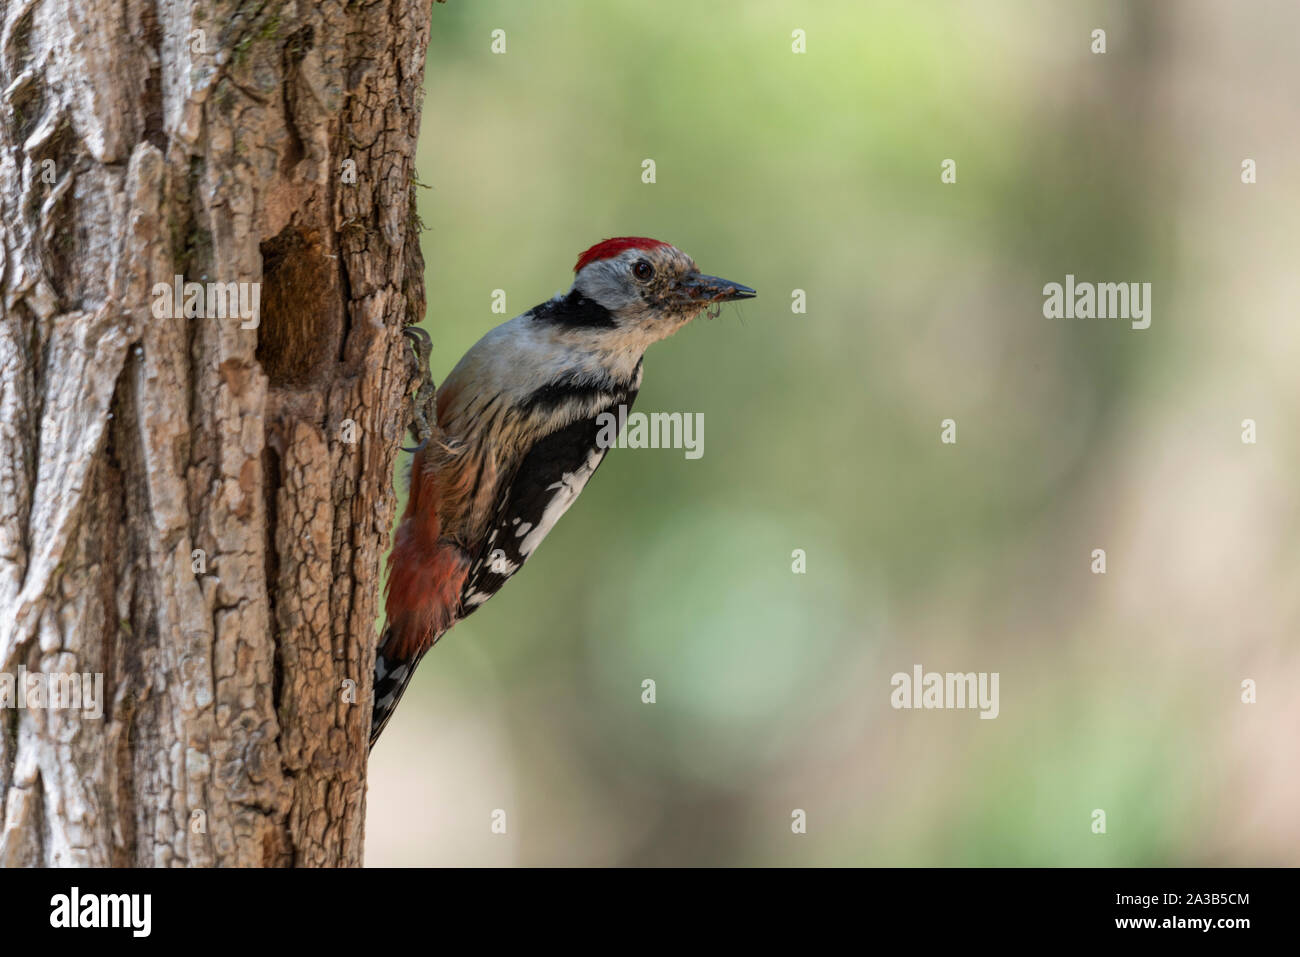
[680,273,757,303]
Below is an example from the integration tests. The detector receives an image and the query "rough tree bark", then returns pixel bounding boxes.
[0,0,434,866]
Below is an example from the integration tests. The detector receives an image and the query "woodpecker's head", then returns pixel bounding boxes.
[570,237,755,345]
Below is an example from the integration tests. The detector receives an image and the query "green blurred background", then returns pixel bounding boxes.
[366,0,1300,865]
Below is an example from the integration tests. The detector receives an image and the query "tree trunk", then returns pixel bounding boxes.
[0,0,433,866]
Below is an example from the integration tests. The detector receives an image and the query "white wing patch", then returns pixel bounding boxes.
[519,447,606,557]
[457,402,631,618]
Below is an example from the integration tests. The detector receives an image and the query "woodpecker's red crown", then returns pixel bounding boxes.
[574,237,670,273]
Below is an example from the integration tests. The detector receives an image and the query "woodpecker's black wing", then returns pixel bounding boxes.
[458,392,637,616]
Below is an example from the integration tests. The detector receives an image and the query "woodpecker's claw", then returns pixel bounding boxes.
[401,326,437,454]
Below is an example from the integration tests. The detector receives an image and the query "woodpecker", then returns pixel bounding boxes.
[372,237,755,746]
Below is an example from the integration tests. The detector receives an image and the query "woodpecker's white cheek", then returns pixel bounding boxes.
[574,260,640,312]
[518,447,606,557]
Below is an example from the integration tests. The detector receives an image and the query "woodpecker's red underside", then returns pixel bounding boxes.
[574,236,670,273]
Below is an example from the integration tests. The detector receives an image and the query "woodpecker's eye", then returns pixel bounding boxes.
[632,260,654,282]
